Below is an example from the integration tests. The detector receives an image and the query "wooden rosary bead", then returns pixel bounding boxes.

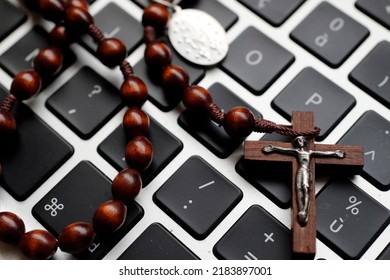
[0,110,17,134]
[125,136,153,171]
[38,0,66,23]
[142,4,170,34]
[33,47,63,77]
[112,168,142,203]
[65,6,94,34]
[162,65,190,98]
[144,41,172,71]
[10,70,42,100]
[19,229,58,260]
[223,106,255,139]
[0,212,25,243]
[120,76,149,108]
[123,107,150,138]
[97,38,127,68]
[49,25,75,48]
[183,85,213,114]
[93,200,127,234]
[58,222,94,254]
[66,0,89,11]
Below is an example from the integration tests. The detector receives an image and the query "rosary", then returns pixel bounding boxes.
[0,0,364,259]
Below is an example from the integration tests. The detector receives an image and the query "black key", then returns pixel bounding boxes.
[46,67,122,139]
[349,41,390,108]
[290,2,369,68]
[0,26,76,80]
[80,3,143,56]
[338,111,390,191]
[317,179,390,259]
[239,0,305,27]
[118,223,199,260]
[132,0,149,8]
[178,83,261,158]
[214,205,291,260]
[133,41,205,111]
[98,117,183,186]
[377,243,390,260]
[221,26,294,95]
[236,133,292,209]
[0,86,73,201]
[0,1,27,41]
[154,156,242,240]
[272,67,356,140]
[32,161,144,260]
[180,0,238,30]
[356,0,390,30]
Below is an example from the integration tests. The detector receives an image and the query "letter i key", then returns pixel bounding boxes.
[244,111,364,258]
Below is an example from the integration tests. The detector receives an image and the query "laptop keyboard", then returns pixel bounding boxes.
[0,0,390,260]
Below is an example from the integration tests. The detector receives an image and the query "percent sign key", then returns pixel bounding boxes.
[317,179,390,259]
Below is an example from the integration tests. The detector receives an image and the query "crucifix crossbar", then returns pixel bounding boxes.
[244,112,364,259]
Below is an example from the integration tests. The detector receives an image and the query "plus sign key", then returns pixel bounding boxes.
[214,205,291,260]
[317,179,390,259]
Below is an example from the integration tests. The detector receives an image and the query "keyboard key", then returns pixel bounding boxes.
[98,117,183,186]
[118,223,199,260]
[80,3,143,56]
[272,67,356,140]
[0,86,73,201]
[377,243,390,260]
[133,40,205,111]
[356,0,390,30]
[290,2,369,68]
[180,0,238,30]
[0,1,27,41]
[214,205,291,260]
[221,26,294,95]
[239,0,305,27]
[317,179,390,259]
[32,161,144,259]
[178,82,261,158]
[154,156,242,239]
[349,41,390,108]
[236,133,292,209]
[0,26,76,81]
[46,67,122,139]
[338,111,390,191]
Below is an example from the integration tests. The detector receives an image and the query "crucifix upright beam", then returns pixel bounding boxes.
[244,112,364,259]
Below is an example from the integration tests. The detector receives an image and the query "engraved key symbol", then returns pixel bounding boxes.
[244,111,364,259]
[44,198,64,217]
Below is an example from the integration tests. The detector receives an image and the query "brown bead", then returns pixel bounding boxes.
[33,47,63,77]
[142,4,170,33]
[38,0,66,23]
[125,136,153,171]
[223,107,255,139]
[182,85,213,114]
[97,38,127,68]
[49,25,75,48]
[66,0,89,10]
[65,6,94,34]
[58,222,95,254]
[112,168,142,203]
[10,70,42,100]
[0,110,17,134]
[93,200,127,234]
[162,65,189,98]
[120,76,149,108]
[0,212,25,243]
[123,107,150,138]
[19,229,58,260]
[144,41,172,71]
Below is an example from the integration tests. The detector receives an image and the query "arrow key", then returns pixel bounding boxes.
[339,111,390,191]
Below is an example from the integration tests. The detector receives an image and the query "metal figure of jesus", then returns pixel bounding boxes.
[263,136,345,226]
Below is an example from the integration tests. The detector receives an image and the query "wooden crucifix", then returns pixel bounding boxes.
[244,111,364,259]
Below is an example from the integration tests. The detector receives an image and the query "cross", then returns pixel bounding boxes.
[244,111,364,259]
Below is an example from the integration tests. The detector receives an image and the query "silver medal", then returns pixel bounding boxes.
[168,8,229,66]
